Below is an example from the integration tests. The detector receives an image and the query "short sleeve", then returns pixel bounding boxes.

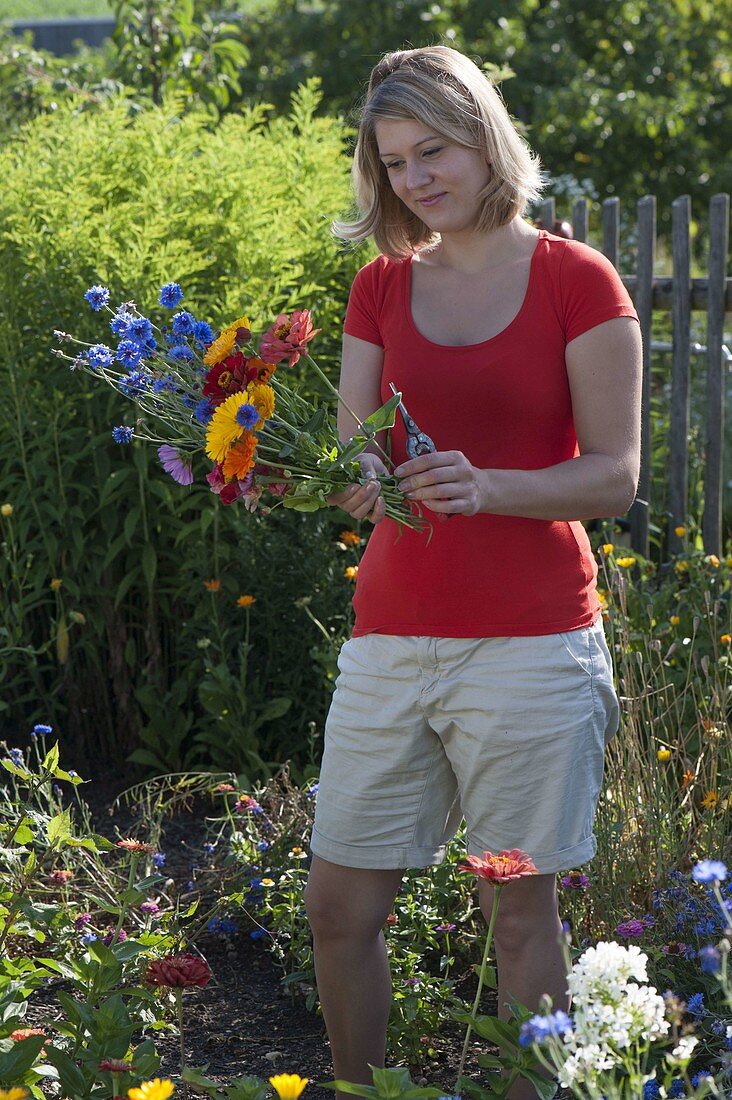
[343,261,384,347]
[559,242,639,344]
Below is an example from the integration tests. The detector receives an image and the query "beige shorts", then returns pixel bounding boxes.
[310,620,619,875]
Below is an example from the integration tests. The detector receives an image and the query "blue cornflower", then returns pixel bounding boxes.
[31,723,52,739]
[182,394,196,409]
[249,929,266,940]
[687,992,706,1017]
[203,843,216,854]
[152,378,168,394]
[691,1072,712,1087]
[208,916,238,936]
[692,860,728,884]
[193,320,215,347]
[151,852,166,869]
[518,1011,573,1048]
[643,1083,661,1100]
[116,340,143,369]
[307,782,320,797]
[700,945,721,974]
[87,343,113,369]
[7,748,24,766]
[81,932,98,944]
[85,285,110,311]
[235,403,260,430]
[257,840,269,852]
[53,784,62,797]
[110,310,135,338]
[249,877,263,891]
[711,1018,726,1035]
[112,426,134,444]
[184,880,195,892]
[194,398,214,425]
[159,282,183,308]
[171,310,195,337]
[119,369,148,397]
[667,1081,685,1099]
[169,344,194,362]
[128,316,154,346]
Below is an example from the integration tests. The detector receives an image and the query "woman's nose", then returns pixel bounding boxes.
[405,158,432,191]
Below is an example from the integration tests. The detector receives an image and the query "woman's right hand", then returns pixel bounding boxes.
[327,452,388,524]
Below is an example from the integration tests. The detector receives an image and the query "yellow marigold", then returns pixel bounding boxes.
[674,525,686,537]
[0,503,12,517]
[0,1090,29,1100]
[50,578,63,590]
[127,1080,175,1100]
[700,790,719,809]
[706,554,720,567]
[670,615,680,626]
[656,748,672,762]
[616,556,635,569]
[203,579,221,591]
[261,878,276,887]
[269,1075,309,1100]
[597,590,609,610]
[246,381,276,425]
[344,566,358,580]
[675,560,689,573]
[203,328,237,366]
[237,595,256,608]
[726,556,732,569]
[339,530,362,547]
[222,433,258,480]
[601,543,614,555]
[205,392,251,463]
[721,634,731,646]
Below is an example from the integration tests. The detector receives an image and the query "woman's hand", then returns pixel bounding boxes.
[395,450,486,515]
[327,452,388,524]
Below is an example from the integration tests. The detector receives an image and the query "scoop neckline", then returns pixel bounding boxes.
[404,228,546,351]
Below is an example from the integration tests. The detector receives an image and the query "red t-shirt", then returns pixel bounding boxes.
[343,228,639,638]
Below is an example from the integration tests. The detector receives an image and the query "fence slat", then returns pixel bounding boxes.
[702,193,731,556]
[602,197,620,266]
[572,198,588,243]
[539,197,556,229]
[630,196,656,557]
[668,196,692,553]
[621,275,732,311]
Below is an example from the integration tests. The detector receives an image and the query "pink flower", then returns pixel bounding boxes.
[49,869,74,885]
[158,444,193,486]
[458,849,538,884]
[103,928,127,946]
[74,913,93,930]
[145,952,212,988]
[259,310,320,367]
[615,919,645,939]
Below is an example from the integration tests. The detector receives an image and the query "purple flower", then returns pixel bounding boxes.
[159,282,183,308]
[85,285,109,311]
[561,872,591,890]
[434,922,456,933]
[158,444,194,486]
[692,860,728,884]
[152,852,166,869]
[615,919,646,939]
[140,901,160,916]
[102,928,127,946]
[74,913,92,930]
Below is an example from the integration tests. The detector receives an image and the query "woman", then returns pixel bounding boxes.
[303,45,642,1098]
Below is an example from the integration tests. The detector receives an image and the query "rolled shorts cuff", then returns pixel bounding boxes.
[310,826,448,870]
[467,834,599,876]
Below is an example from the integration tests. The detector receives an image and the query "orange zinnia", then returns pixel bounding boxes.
[203,579,221,591]
[339,530,362,546]
[222,433,258,480]
[458,849,538,883]
[237,595,256,608]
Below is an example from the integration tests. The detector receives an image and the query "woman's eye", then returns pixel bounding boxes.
[423,147,441,156]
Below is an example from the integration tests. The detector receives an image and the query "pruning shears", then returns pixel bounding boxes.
[389,383,436,460]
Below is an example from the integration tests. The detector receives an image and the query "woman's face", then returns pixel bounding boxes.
[374,117,490,235]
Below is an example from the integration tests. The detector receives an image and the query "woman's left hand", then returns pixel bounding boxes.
[395,451,486,516]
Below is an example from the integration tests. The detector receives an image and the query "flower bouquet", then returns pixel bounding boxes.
[53,282,424,529]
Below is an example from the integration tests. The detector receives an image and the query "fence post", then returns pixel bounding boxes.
[702,193,731,556]
[539,197,556,229]
[630,195,656,558]
[668,196,692,554]
[602,197,620,267]
[572,197,588,243]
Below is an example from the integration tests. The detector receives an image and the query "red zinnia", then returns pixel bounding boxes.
[203,353,249,405]
[116,838,153,854]
[259,309,320,367]
[49,869,74,884]
[458,849,538,884]
[145,952,212,988]
[99,1059,133,1073]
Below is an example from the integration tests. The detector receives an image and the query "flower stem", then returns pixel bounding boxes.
[303,354,394,470]
[176,987,186,1075]
[455,883,502,1088]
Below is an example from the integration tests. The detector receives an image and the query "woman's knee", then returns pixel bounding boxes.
[304,858,403,942]
[480,875,561,955]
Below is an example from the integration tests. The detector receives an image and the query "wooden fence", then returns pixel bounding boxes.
[536,193,731,559]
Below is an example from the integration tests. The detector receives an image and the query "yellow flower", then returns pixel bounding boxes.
[670,615,680,626]
[288,846,307,859]
[269,1075,309,1100]
[601,543,614,555]
[261,878,276,887]
[339,530,362,547]
[344,566,358,581]
[0,503,12,517]
[675,560,689,573]
[700,790,719,810]
[720,634,731,646]
[0,1090,29,1100]
[205,392,251,462]
[616,556,635,569]
[674,525,686,537]
[246,381,276,425]
[50,578,63,590]
[203,579,221,591]
[656,748,672,762]
[726,556,732,569]
[127,1081,175,1100]
[237,595,256,608]
[597,590,609,610]
[680,769,694,788]
[706,554,720,568]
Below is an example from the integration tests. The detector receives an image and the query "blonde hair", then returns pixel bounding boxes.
[332,45,545,260]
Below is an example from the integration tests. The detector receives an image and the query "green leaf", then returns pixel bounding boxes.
[43,1045,88,1097]
[141,542,157,591]
[40,743,60,773]
[360,392,401,436]
[451,1010,518,1050]
[46,808,72,849]
[518,1068,558,1099]
[0,1033,47,1081]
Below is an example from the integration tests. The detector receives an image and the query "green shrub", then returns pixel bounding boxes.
[0,82,371,776]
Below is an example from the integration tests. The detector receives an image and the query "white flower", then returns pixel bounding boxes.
[567,941,650,1004]
[558,1043,618,1089]
[667,1035,699,1065]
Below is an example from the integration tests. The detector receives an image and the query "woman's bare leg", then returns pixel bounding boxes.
[304,856,404,1095]
[479,873,567,1100]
